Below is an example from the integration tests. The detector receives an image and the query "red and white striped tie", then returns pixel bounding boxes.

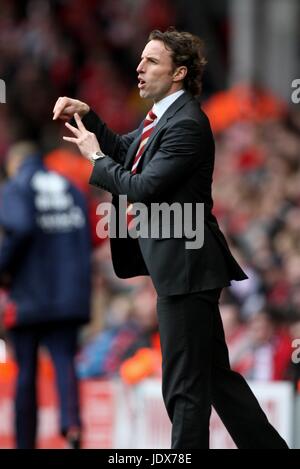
[131,109,157,174]
[127,109,157,228]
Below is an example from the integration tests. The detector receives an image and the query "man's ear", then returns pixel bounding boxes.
[173,66,187,83]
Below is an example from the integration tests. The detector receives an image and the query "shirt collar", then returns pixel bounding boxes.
[153,89,185,123]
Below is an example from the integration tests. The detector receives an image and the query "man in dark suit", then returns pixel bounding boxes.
[53,28,288,449]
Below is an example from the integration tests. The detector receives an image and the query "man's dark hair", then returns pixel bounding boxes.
[148,27,207,97]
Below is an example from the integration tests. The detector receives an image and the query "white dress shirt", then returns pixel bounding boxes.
[152,89,185,124]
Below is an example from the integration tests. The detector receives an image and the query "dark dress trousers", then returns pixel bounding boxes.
[84,92,288,448]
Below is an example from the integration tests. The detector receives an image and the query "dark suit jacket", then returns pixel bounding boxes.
[84,92,247,296]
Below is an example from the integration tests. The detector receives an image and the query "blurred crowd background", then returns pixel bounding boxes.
[1,0,300,396]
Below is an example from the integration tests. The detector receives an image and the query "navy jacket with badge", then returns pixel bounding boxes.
[0,155,91,327]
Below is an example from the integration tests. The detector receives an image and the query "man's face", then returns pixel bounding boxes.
[136,40,181,102]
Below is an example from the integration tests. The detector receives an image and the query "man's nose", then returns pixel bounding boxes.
[136,60,145,73]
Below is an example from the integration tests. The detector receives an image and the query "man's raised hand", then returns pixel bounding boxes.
[53,97,90,121]
[63,113,101,160]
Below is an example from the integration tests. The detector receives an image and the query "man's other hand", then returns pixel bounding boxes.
[63,113,101,161]
[53,97,90,121]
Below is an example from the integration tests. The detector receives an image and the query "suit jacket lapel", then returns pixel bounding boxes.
[125,92,193,170]
[141,92,193,167]
[124,121,144,169]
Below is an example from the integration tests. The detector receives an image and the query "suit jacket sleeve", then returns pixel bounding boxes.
[81,109,140,165]
[89,119,203,202]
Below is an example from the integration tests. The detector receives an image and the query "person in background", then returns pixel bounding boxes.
[239,311,292,381]
[120,283,161,385]
[221,305,291,381]
[0,142,91,449]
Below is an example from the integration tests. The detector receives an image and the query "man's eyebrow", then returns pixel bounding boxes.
[141,54,160,62]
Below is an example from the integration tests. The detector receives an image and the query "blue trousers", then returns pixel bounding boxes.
[9,322,81,449]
